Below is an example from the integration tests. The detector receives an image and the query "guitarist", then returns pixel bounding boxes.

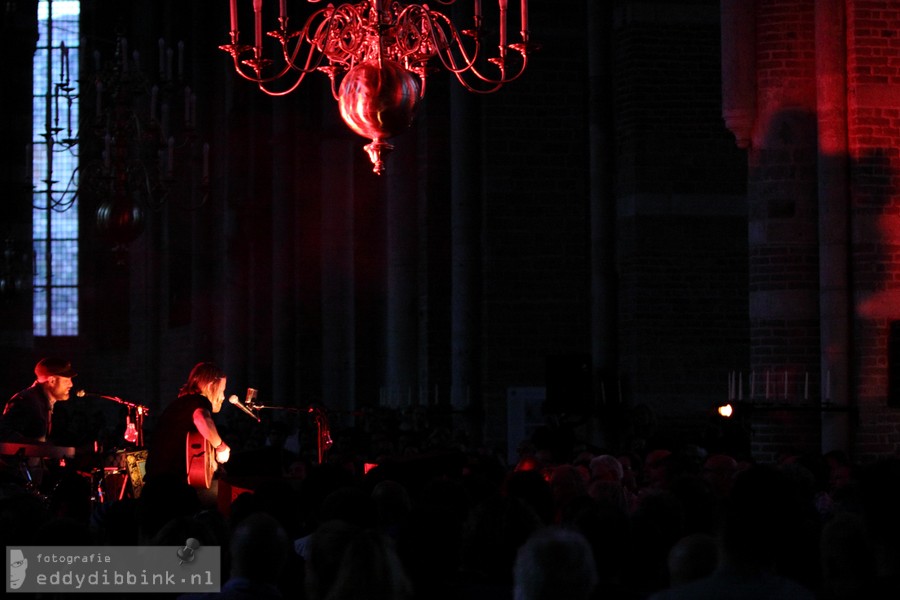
[145,362,231,487]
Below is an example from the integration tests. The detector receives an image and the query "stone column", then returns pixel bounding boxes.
[815,0,851,454]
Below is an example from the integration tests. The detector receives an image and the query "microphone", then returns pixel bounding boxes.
[229,394,260,422]
[245,387,258,408]
[76,390,86,397]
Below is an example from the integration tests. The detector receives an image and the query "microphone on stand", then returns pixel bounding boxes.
[245,388,258,408]
[229,394,260,422]
[76,390,119,402]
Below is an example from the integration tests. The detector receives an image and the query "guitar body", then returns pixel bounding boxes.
[186,431,215,489]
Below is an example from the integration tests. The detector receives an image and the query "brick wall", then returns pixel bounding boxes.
[847,1,900,462]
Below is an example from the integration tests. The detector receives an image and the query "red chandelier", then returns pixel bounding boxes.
[220,0,536,174]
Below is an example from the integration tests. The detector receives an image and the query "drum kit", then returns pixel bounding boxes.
[0,390,150,506]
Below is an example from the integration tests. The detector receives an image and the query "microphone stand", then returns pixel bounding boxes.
[309,407,333,466]
[251,403,333,464]
[81,392,150,447]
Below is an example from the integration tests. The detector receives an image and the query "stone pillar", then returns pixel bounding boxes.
[815,0,851,454]
[0,0,37,363]
[746,1,821,455]
[385,132,419,406]
[720,0,757,148]
[450,82,482,442]
[588,0,618,447]
[321,140,356,417]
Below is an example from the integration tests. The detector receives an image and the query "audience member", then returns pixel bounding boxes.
[666,533,718,587]
[371,479,412,541]
[512,526,597,600]
[647,465,817,600]
[571,496,636,600]
[305,518,412,600]
[458,494,543,597]
[180,512,290,600]
[819,511,876,600]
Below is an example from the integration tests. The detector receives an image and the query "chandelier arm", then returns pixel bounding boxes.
[284,32,329,75]
[423,7,533,90]
[283,8,337,73]
[229,54,297,85]
[329,72,342,102]
[49,168,79,212]
[224,12,342,94]
[425,11,480,75]
[256,72,312,97]
[451,50,530,91]
[140,163,167,211]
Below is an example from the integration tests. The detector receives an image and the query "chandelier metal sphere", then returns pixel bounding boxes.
[220,0,536,174]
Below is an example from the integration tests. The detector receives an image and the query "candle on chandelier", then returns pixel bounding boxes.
[167,137,175,178]
[60,42,68,83]
[738,371,742,401]
[499,0,508,51]
[120,37,128,71]
[158,38,166,75]
[185,86,192,126]
[253,0,264,51]
[521,0,528,35]
[202,143,209,180]
[230,0,238,32]
[161,102,170,140]
[750,371,755,398]
[150,85,158,122]
[178,41,184,80]
[166,47,174,81]
[475,0,482,23]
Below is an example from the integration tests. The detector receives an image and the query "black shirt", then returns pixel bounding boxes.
[0,383,53,442]
[145,393,211,481]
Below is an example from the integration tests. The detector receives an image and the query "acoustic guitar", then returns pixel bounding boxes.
[185,430,216,488]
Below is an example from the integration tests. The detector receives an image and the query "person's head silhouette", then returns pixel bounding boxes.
[9,549,28,589]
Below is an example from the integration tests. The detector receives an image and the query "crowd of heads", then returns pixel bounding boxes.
[3,410,900,600]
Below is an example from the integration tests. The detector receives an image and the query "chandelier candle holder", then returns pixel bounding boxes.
[87,35,209,250]
[220,0,537,174]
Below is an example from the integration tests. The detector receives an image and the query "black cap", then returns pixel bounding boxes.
[35,357,77,379]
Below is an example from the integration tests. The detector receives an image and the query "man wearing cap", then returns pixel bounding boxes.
[0,357,77,443]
